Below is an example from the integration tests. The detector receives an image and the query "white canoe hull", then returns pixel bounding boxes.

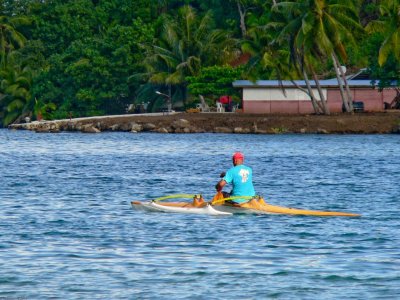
[131,201,232,216]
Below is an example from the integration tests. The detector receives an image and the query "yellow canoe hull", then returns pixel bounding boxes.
[220,200,360,217]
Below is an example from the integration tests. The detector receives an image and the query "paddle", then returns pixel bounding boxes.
[151,193,252,206]
[152,194,196,202]
[209,192,253,205]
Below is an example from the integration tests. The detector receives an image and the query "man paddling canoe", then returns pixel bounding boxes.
[215,152,256,204]
[132,152,360,216]
[132,151,360,216]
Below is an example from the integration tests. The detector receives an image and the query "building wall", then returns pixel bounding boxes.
[243,87,397,114]
[243,87,326,114]
[381,89,399,107]
[325,90,343,113]
[327,89,384,112]
[327,88,397,112]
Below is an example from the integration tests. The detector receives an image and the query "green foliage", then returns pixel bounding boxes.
[0,53,35,125]
[29,2,154,119]
[272,0,363,63]
[29,0,100,56]
[0,14,30,68]
[271,126,288,134]
[33,97,56,120]
[0,0,400,125]
[187,65,243,101]
[363,1,400,89]
[0,12,34,126]
[365,0,400,66]
[0,0,33,16]
[135,5,239,108]
[266,0,365,114]
[365,33,400,90]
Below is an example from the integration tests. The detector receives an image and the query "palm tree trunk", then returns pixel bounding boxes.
[294,50,323,114]
[311,69,330,115]
[236,0,247,38]
[291,79,321,114]
[332,52,353,111]
[331,53,351,112]
[301,68,321,114]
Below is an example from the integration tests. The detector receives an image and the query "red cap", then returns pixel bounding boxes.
[232,152,244,160]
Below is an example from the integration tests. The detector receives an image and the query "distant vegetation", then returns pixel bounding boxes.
[0,0,399,126]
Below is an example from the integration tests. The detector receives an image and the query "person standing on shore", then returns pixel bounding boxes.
[215,152,256,204]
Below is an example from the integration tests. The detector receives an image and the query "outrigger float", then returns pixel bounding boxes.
[131,193,360,217]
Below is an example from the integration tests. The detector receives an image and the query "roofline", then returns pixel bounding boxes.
[232,79,379,88]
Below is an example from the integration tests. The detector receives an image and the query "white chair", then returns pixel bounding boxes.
[126,104,135,113]
[197,95,211,112]
[216,102,225,113]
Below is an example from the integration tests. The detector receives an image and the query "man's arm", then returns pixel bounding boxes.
[215,179,226,191]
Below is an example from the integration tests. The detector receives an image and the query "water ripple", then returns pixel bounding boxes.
[0,130,399,299]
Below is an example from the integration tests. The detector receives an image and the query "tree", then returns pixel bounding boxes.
[0,52,35,126]
[32,19,153,119]
[0,12,32,126]
[0,14,30,68]
[272,0,363,114]
[365,0,400,66]
[0,0,35,16]
[241,3,299,81]
[138,5,239,108]
[364,31,400,103]
[186,65,243,105]
[29,0,154,119]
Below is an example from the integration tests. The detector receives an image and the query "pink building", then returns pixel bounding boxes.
[233,78,397,114]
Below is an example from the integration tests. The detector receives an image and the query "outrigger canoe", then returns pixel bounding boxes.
[131,193,360,217]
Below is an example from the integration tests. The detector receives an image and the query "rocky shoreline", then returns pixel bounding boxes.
[8,111,400,134]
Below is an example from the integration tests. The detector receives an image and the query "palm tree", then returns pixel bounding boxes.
[138,5,239,107]
[0,15,30,68]
[241,3,325,113]
[272,0,363,113]
[0,60,34,126]
[0,14,32,125]
[241,22,275,80]
[365,0,400,66]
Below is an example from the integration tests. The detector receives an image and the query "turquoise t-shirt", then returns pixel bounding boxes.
[223,164,255,203]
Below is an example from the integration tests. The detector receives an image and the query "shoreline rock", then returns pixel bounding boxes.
[7,111,400,134]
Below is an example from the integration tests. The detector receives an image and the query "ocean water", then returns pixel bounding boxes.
[0,129,399,299]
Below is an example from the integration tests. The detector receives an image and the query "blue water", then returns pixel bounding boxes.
[1,129,399,299]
